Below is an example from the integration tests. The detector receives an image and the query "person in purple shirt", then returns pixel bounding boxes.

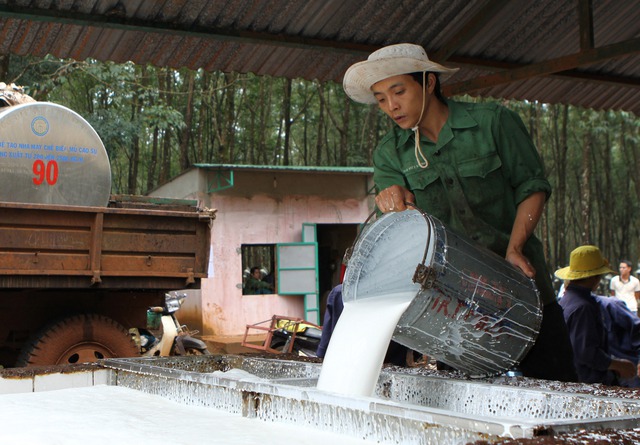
[595,294,640,387]
[316,284,344,358]
[316,284,418,366]
[556,245,637,385]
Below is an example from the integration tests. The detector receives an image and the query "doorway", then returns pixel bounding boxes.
[315,223,359,324]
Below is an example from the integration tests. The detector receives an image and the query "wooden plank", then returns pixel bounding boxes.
[0,252,90,271]
[0,199,212,286]
[0,227,91,250]
[101,232,198,254]
[100,254,197,275]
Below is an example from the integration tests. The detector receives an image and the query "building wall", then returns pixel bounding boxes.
[149,167,374,340]
[203,192,369,338]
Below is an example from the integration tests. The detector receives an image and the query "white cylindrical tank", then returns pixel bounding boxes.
[0,102,111,206]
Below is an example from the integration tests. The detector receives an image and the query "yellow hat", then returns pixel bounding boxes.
[554,245,615,280]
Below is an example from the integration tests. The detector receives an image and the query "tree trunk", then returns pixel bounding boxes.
[315,90,325,165]
[580,131,592,244]
[179,70,195,171]
[365,106,380,165]
[222,72,236,163]
[146,127,159,192]
[601,129,614,256]
[257,77,272,165]
[282,78,292,166]
[551,104,569,268]
[158,69,173,183]
[339,96,350,165]
[557,105,568,266]
[128,100,140,194]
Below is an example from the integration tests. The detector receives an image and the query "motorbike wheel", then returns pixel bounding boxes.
[269,340,287,353]
[184,348,211,355]
[16,313,140,367]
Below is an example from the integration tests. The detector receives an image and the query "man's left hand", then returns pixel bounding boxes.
[506,249,536,278]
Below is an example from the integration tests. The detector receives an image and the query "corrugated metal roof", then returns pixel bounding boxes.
[0,0,638,113]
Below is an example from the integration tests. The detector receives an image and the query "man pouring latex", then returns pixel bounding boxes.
[342,43,576,382]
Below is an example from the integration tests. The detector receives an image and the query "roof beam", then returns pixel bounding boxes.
[444,37,640,96]
[446,55,640,89]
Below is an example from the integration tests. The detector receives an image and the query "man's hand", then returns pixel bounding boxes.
[506,249,536,278]
[375,185,415,213]
[609,358,637,379]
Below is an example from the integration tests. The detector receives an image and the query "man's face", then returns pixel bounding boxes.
[619,262,631,277]
[371,74,427,130]
[252,269,261,279]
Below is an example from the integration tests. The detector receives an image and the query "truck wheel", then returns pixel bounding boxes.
[16,313,140,367]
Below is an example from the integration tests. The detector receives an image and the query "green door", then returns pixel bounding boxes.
[276,241,319,324]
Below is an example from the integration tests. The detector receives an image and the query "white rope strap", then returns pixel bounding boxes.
[411,71,429,169]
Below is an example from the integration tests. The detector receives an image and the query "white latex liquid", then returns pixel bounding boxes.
[0,385,377,445]
[316,292,414,397]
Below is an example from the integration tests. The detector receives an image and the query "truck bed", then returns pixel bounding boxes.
[0,195,214,289]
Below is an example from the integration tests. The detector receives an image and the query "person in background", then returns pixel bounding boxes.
[557,280,568,300]
[610,260,640,315]
[244,266,274,295]
[316,284,343,358]
[595,294,640,387]
[556,245,637,385]
[342,43,576,382]
[316,283,419,366]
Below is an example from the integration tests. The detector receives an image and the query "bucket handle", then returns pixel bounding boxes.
[343,203,438,290]
[405,202,438,290]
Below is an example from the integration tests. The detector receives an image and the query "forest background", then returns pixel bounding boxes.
[1,54,639,281]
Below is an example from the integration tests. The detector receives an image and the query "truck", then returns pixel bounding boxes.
[0,85,214,367]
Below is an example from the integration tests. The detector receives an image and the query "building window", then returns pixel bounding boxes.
[241,244,276,295]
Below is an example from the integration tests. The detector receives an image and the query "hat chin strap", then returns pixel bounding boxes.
[412,71,429,169]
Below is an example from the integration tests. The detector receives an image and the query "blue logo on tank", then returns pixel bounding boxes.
[31,116,49,136]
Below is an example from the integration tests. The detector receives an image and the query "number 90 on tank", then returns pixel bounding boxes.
[0,102,111,207]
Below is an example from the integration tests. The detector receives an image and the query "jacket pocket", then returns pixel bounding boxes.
[457,151,502,179]
[456,152,505,211]
[405,167,440,191]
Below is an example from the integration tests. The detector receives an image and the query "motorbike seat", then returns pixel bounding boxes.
[303,327,322,340]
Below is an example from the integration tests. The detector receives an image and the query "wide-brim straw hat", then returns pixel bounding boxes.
[343,43,459,104]
[554,245,615,280]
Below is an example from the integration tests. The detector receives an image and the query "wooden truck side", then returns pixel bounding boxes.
[0,196,214,367]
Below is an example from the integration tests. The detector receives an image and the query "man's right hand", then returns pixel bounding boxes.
[375,185,415,213]
[609,358,637,379]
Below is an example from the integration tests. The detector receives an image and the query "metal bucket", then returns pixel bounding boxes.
[342,209,542,377]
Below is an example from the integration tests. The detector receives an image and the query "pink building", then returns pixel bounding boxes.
[149,164,374,342]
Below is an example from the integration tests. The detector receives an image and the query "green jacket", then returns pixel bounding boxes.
[373,100,555,304]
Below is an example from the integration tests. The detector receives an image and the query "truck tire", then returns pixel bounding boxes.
[16,313,140,367]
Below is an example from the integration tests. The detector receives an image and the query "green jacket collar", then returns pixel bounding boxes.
[394,100,478,147]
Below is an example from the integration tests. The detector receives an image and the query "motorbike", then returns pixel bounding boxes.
[268,317,322,357]
[130,292,210,357]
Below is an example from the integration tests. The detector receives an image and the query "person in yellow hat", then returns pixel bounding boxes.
[343,43,576,382]
[556,245,637,385]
